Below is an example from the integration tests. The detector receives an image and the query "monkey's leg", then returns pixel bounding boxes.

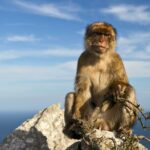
[64,92,82,139]
[64,92,75,125]
[93,85,137,133]
[110,83,138,130]
[119,86,138,132]
[64,92,92,139]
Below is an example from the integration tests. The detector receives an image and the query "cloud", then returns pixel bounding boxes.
[0,48,82,60]
[0,60,149,83]
[124,61,150,78]
[0,50,19,60]
[43,48,82,57]
[6,35,39,42]
[117,32,150,60]
[1,31,150,63]
[13,0,81,21]
[101,4,150,24]
[0,61,77,81]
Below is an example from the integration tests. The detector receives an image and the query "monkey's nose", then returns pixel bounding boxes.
[99,35,105,42]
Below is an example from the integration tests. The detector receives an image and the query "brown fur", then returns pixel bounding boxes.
[64,22,137,139]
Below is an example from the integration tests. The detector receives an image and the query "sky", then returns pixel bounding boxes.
[0,0,150,112]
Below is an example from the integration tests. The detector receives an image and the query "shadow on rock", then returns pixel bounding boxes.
[0,127,50,150]
[66,141,81,150]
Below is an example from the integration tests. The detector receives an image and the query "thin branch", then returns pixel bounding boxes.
[116,97,150,131]
[136,135,150,143]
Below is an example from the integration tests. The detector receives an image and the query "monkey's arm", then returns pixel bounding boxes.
[95,86,137,131]
[112,53,128,83]
[73,54,92,119]
[110,53,130,100]
[107,53,138,129]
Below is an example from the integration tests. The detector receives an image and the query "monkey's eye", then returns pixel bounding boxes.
[103,33,111,37]
[90,32,111,38]
[99,32,111,37]
[90,32,100,36]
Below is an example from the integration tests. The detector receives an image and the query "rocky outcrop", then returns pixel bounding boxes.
[0,104,148,150]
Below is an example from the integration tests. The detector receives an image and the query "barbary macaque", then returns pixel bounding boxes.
[64,22,138,139]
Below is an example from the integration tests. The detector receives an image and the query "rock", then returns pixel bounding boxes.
[0,104,148,150]
[78,130,148,150]
[0,104,77,150]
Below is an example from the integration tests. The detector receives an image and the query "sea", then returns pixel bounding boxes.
[0,112,150,149]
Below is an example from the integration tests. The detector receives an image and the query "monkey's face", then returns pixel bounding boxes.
[85,22,116,55]
[87,32,110,54]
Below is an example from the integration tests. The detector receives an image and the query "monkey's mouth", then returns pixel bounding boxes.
[91,44,106,53]
[92,44,105,48]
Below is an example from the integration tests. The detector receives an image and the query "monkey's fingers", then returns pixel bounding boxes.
[119,85,126,95]
[112,88,121,102]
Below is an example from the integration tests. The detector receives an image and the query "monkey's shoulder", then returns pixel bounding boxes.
[111,52,122,61]
[78,51,92,61]
[111,52,128,82]
[78,51,104,66]
[76,51,96,74]
[111,53,124,68]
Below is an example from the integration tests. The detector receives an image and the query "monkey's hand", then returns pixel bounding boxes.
[111,83,127,102]
[117,127,133,137]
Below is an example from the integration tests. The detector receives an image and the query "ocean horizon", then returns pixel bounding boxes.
[0,111,150,148]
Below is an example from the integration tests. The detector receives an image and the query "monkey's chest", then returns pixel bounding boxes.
[91,72,112,105]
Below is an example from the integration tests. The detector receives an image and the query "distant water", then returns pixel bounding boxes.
[0,112,150,149]
[133,119,150,148]
[0,111,36,143]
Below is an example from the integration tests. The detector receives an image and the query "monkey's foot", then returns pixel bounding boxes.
[63,119,93,139]
[116,127,133,139]
[73,119,93,135]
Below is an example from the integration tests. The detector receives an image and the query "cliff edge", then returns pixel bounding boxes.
[0,104,148,150]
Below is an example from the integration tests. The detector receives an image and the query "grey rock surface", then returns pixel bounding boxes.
[0,104,148,150]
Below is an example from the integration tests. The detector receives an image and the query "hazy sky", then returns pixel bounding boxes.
[0,0,150,111]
